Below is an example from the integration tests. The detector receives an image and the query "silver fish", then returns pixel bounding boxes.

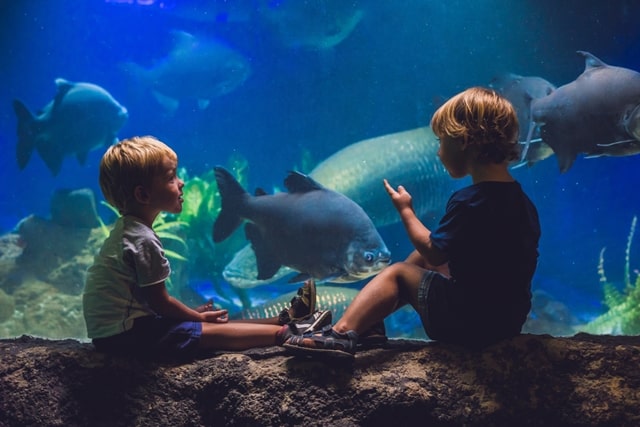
[236,286,360,321]
[120,30,250,112]
[223,126,458,288]
[530,51,640,172]
[213,166,391,283]
[13,78,128,176]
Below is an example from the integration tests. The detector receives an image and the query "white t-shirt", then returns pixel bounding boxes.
[83,215,171,339]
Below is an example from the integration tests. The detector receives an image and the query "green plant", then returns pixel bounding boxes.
[582,216,640,335]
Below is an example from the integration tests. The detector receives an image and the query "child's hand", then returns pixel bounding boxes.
[201,309,229,323]
[383,179,414,213]
[194,299,214,313]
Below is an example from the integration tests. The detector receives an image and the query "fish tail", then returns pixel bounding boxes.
[12,99,37,170]
[213,166,248,243]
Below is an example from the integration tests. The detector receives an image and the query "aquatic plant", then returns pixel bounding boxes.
[97,201,188,262]
[96,201,189,296]
[582,216,640,335]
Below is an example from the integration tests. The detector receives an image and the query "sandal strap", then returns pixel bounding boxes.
[288,326,358,353]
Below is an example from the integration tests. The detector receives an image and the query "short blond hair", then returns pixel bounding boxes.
[430,87,520,163]
[99,136,177,214]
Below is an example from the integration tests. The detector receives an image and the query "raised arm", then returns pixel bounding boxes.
[383,179,447,267]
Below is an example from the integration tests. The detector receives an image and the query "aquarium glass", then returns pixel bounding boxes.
[2,0,640,340]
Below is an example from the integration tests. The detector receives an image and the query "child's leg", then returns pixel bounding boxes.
[199,322,283,351]
[332,262,426,335]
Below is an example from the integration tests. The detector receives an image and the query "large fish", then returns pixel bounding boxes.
[491,73,557,140]
[529,51,640,172]
[120,30,251,112]
[213,166,391,283]
[13,78,128,176]
[490,73,557,166]
[222,127,457,288]
[259,0,364,50]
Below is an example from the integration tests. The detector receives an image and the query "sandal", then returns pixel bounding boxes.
[278,279,317,325]
[358,321,388,348]
[289,310,332,334]
[283,325,358,360]
[275,311,332,345]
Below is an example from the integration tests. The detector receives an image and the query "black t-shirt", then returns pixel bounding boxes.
[429,181,541,326]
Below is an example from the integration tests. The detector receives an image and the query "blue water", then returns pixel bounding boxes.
[2,0,640,339]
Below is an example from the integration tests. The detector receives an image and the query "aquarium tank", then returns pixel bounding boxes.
[1,0,640,341]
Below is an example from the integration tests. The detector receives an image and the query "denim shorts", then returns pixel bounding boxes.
[417,270,523,347]
[417,270,460,342]
[92,316,202,361]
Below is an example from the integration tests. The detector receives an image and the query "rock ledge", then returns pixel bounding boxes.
[1,333,639,426]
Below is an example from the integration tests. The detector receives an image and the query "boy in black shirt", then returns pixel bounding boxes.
[284,87,541,359]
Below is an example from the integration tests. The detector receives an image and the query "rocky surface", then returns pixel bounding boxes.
[1,333,639,426]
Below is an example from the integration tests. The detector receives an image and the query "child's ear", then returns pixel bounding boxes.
[134,185,150,204]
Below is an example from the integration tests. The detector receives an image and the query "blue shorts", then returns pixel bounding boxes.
[92,316,202,361]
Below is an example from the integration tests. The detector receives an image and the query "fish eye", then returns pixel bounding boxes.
[364,252,374,263]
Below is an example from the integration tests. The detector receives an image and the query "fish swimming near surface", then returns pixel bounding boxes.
[529,51,640,172]
[13,78,128,176]
[223,127,457,288]
[120,30,251,112]
[213,166,391,284]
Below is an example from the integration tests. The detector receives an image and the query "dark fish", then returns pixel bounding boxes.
[213,166,391,283]
[13,78,128,176]
[120,30,251,112]
[530,51,640,172]
[490,73,556,142]
[223,126,457,288]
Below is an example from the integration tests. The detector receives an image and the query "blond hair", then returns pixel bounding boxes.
[99,136,177,214]
[430,87,520,163]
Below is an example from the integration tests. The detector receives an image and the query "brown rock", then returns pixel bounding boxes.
[1,333,639,426]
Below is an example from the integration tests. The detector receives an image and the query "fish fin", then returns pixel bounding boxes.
[287,273,312,284]
[53,79,74,110]
[54,78,74,99]
[554,147,578,173]
[212,166,248,242]
[577,51,607,72]
[36,143,64,176]
[283,171,324,193]
[12,99,37,170]
[152,90,180,113]
[245,222,281,280]
[170,30,198,51]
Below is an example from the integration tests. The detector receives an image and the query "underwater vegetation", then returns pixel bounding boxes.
[582,216,640,335]
[174,154,250,280]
